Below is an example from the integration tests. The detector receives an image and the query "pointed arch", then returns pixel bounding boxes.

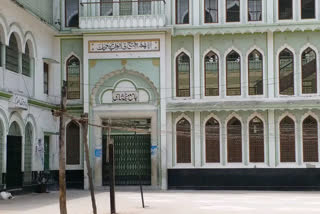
[248,49,263,95]
[227,116,242,163]
[24,31,37,57]
[301,47,317,94]
[22,42,32,77]
[176,52,191,97]
[204,51,219,96]
[205,117,220,163]
[66,120,80,165]
[6,33,20,73]
[279,116,296,162]
[249,116,264,162]
[66,55,81,99]
[303,115,318,162]
[176,117,191,163]
[24,122,33,184]
[226,50,241,96]
[278,47,295,95]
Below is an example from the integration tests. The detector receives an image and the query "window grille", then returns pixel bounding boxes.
[302,48,317,94]
[6,35,19,73]
[176,0,189,24]
[227,117,242,163]
[249,117,264,162]
[100,0,113,16]
[248,50,263,95]
[176,52,190,97]
[205,118,220,163]
[67,56,80,99]
[301,0,315,19]
[279,0,293,20]
[66,121,80,165]
[176,118,191,163]
[280,116,296,162]
[279,49,294,95]
[303,116,318,162]
[205,52,219,96]
[226,50,241,96]
[22,44,31,77]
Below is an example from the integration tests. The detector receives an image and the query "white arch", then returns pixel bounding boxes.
[202,113,222,165]
[64,52,82,81]
[174,48,193,98]
[24,31,37,58]
[202,48,221,98]
[174,113,193,166]
[0,14,8,44]
[8,111,25,136]
[224,47,242,97]
[276,44,297,96]
[299,43,319,96]
[7,23,24,52]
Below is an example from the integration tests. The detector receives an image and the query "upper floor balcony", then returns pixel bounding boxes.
[79,0,166,29]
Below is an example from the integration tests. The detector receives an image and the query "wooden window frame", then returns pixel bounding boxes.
[65,0,79,28]
[279,48,294,96]
[205,51,219,96]
[204,0,219,24]
[248,49,263,96]
[301,0,315,20]
[226,0,240,23]
[205,118,220,163]
[247,0,262,22]
[278,0,293,20]
[279,116,296,163]
[175,0,190,25]
[226,50,241,96]
[249,117,265,163]
[66,121,81,165]
[301,47,317,94]
[227,117,242,163]
[44,62,49,95]
[176,52,191,97]
[302,116,319,162]
[176,118,192,164]
[66,55,81,100]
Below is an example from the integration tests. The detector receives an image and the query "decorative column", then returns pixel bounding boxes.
[267,0,274,24]
[194,34,201,99]
[267,31,275,98]
[268,110,276,167]
[194,112,201,167]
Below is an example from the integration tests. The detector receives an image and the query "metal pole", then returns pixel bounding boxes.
[109,140,116,214]
[59,81,67,214]
[135,127,145,208]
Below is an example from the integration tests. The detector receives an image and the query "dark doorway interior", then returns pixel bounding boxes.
[6,136,22,189]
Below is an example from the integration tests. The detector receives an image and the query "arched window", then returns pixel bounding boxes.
[302,48,317,94]
[279,49,294,95]
[249,117,264,162]
[176,0,189,24]
[280,116,295,162]
[303,116,318,162]
[226,50,241,96]
[6,34,19,73]
[205,118,220,163]
[227,117,242,162]
[205,52,219,96]
[205,0,218,23]
[66,121,80,165]
[65,0,79,27]
[176,118,191,163]
[248,0,262,21]
[22,43,31,77]
[66,56,80,99]
[24,123,33,184]
[248,50,263,95]
[176,52,190,97]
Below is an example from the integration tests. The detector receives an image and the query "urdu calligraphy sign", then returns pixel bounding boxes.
[9,95,29,110]
[112,91,139,103]
[89,39,160,53]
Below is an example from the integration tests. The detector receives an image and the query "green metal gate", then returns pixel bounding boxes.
[103,135,151,186]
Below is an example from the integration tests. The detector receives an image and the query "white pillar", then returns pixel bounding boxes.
[267,0,274,24]
[193,0,200,25]
[267,31,275,98]
[296,118,303,165]
[194,34,201,99]
[194,112,201,167]
[268,110,276,167]
[160,34,167,190]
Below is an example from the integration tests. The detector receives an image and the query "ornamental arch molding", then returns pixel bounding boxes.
[90,68,159,107]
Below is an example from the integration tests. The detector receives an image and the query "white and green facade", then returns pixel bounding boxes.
[1,0,320,191]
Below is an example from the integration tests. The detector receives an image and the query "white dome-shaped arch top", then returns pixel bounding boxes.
[91,68,159,106]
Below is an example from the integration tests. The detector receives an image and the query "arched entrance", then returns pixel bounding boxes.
[6,121,22,189]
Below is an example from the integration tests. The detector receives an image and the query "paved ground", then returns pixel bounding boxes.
[1,189,320,214]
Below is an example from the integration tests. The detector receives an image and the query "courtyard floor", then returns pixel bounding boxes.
[0,189,319,214]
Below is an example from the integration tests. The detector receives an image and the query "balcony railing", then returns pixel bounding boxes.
[79,0,166,29]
